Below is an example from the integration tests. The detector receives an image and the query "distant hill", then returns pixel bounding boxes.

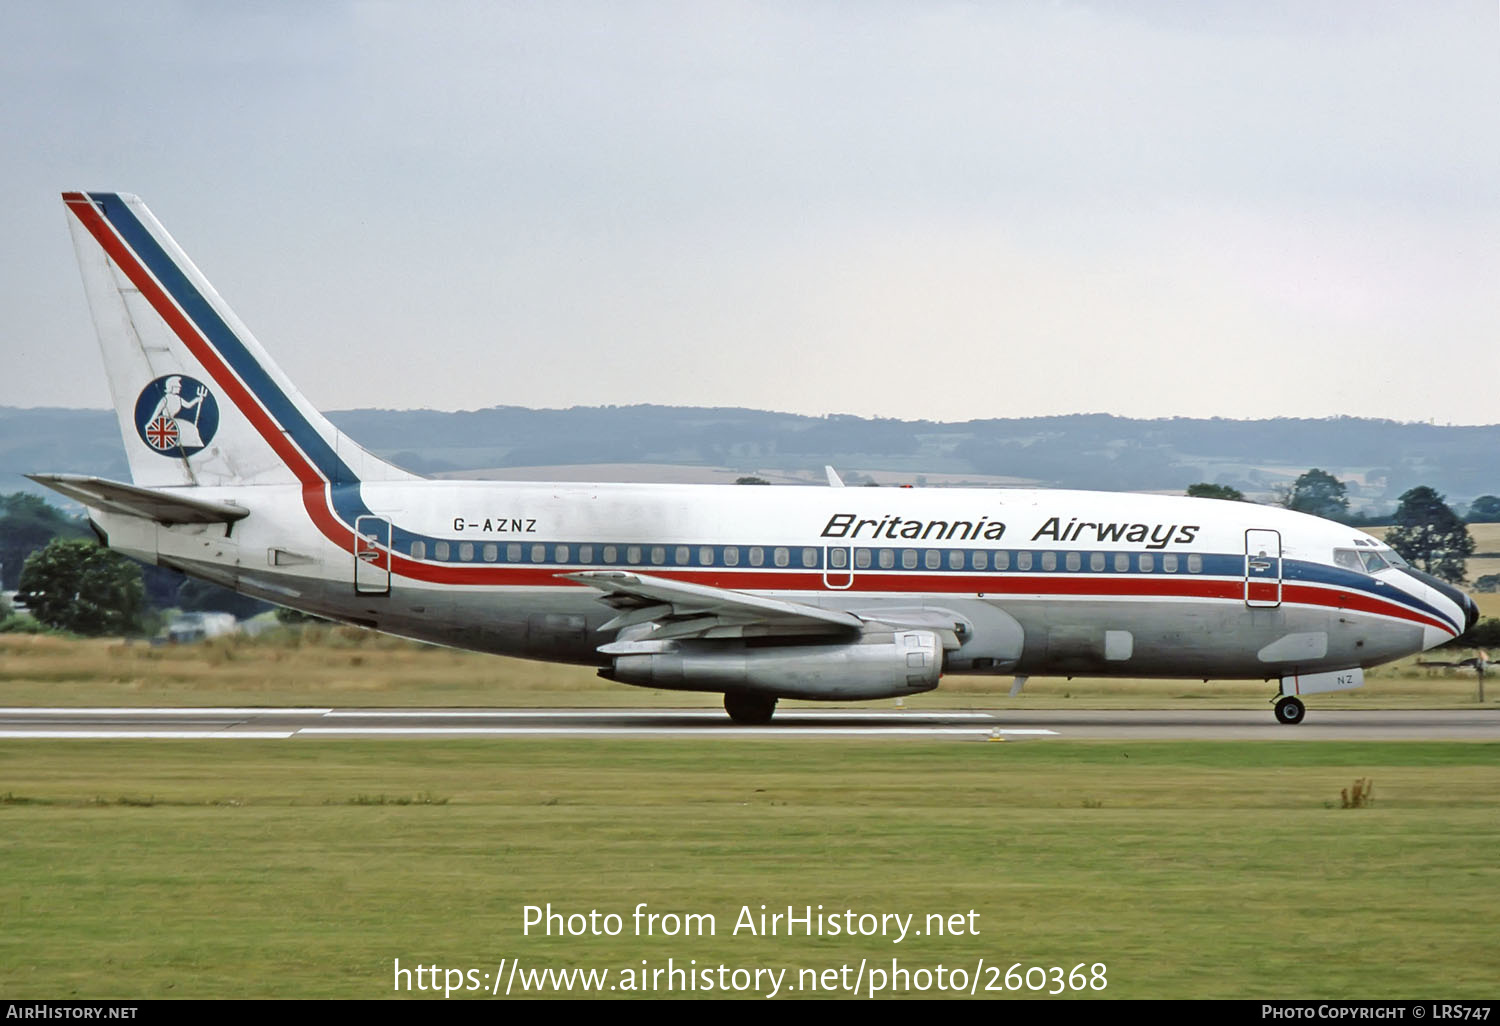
[4,405,1499,513]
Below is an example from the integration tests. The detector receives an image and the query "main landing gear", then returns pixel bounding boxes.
[724,692,777,725]
[1273,695,1305,725]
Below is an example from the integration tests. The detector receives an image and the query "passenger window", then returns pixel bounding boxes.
[749,547,764,567]
[994,551,1009,571]
[1041,552,1057,571]
[1139,553,1154,573]
[774,547,789,567]
[830,548,848,569]
[973,551,988,570]
[627,546,642,564]
[855,549,872,570]
[925,550,941,569]
[1162,553,1178,572]
[410,541,426,560]
[527,543,541,562]
[507,543,521,562]
[724,546,739,566]
[602,545,617,564]
[1067,552,1081,572]
[802,547,818,568]
[554,544,567,563]
[1016,551,1031,571]
[902,550,918,569]
[435,541,450,561]
[675,546,690,565]
[699,546,714,565]
[949,550,964,570]
[459,542,474,562]
[1088,552,1103,572]
[1114,553,1129,572]
[1187,554,1203,573]
[879,549,895,569]
[651,546,665,565]
[579,544,594,563]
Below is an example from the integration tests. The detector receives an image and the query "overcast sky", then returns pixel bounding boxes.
[3,2,1497,425]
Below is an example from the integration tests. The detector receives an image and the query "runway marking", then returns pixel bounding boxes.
[0,731,296,739]
[296,726,1059,737]
[320,709,1004,720]
[0,707,332,716]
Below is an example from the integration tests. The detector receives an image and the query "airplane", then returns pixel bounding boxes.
[33,191,1479,726]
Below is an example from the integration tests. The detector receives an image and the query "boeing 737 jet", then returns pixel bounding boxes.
[34,192,1479,724]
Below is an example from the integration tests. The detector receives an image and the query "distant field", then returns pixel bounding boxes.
[0,628,1492,710]
[0,740,1495,999]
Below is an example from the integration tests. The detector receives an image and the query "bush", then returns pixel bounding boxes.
[16,539,146,636]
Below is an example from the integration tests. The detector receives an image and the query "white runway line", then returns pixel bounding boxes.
[0,708,332,716]
[320,709,1004,720]
[295,726,1059,737]
[0,731,297,739]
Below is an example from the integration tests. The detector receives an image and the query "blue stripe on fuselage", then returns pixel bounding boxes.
[90,193,374,529]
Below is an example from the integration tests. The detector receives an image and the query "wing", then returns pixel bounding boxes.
[560,570,864,652]
[27,474,248,525]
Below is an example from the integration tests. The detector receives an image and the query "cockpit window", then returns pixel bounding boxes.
[1333,548,1363,572]
[1335,547,1396,575]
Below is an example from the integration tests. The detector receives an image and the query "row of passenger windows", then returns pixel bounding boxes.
[848,548,1202,574]
[409,541,827,568]
[406,540,1205,575]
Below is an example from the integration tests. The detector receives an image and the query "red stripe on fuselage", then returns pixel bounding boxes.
[375,562,1457,636]
[65,196,356,554]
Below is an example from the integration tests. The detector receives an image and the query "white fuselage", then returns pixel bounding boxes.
[98,478,1468,687]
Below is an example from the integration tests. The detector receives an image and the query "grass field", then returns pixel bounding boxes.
[1,740,1496,999]
[1,626,1495,710]
[1,633,1496,1000]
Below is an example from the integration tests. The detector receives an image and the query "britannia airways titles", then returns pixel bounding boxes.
[821,513,1201,549]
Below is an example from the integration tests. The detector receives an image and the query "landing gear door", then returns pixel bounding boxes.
[1245,528,1281,608]
[355,515,391,595]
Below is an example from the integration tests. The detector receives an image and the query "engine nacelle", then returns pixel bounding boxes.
[605,629,943,700]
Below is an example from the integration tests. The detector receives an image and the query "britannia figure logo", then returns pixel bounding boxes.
[133,375,219,458]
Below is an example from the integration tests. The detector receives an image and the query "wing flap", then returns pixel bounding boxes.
[562,570,863,643]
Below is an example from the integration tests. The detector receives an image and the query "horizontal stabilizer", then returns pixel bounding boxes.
[27,474,249,525]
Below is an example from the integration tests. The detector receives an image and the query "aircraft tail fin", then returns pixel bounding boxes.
[61,192,415,489]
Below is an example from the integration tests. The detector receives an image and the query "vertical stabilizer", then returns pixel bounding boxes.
[62,191,415,490]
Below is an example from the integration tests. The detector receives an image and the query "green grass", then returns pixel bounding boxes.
[1,740,1496,999]
[2,629,1493,710]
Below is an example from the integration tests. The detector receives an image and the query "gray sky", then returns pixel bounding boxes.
[3,2,1497,424]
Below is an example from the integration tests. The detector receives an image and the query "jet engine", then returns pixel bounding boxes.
[602,629,942,700]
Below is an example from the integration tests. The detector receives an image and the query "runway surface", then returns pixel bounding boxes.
[0,707,1496,740]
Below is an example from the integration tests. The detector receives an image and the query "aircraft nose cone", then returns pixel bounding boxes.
[1397,566,1479,638]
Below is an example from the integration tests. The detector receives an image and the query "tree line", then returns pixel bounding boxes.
[1187,469,1475,584]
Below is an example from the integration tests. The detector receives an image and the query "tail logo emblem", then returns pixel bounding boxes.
[133,375,220,458]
